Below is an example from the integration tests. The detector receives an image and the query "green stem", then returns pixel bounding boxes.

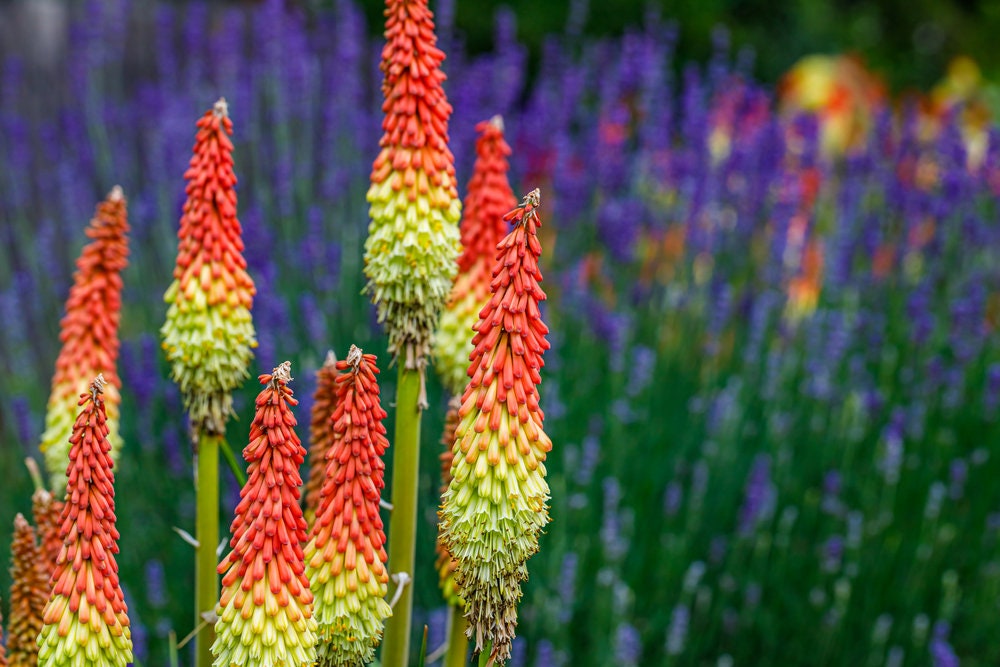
[444,605,470,667]
[195,432,221,667]
[219,437,247,486]
[381,367,423,667]
[478,640,493,667]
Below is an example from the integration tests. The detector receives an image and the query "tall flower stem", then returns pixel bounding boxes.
[195,431,221,667]
[382,366,422,666]
[444,606,470,667]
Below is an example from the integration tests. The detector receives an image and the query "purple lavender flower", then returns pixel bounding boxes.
[738,454,776,536]
[614,623,642,666]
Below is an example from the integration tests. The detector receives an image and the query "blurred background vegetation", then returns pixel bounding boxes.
[299,0,1000,91]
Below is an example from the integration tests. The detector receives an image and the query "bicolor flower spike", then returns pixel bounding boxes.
[161,98,257,437]
[39,187,129,495]
[7,514,48,667]
[304,351,340,528]
[37,375,133,667]
[365,0,462,373]
[439,189,552,664]
[213,362,317,667]
[304,346,392,667]
[32,489,64,581]
[434,116,518,396]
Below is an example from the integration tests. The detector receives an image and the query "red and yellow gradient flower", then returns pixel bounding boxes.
[434,115,518,395]
[439,190,552,664]
[304,346,392,667]
[365,0,462,373]
[39,187,129,495]
[7,513,48,666]
[37,375,133,667]
[304,352,339,528]
[161,98,257,437]
[779,54,885,156]
[32,489,64,581]
[212,362,317,667]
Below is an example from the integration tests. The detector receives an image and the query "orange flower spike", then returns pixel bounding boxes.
[212,362,317,667]
[32,489,64,582]
[304,346,392,667]
[39,187,129,495]
[435,116,518,395]
[162,98,257,437]
[304,352,339,528]
[365,0,462,374]
[7,513,49,666]
[440,189,552,665]
[37,375,133,667]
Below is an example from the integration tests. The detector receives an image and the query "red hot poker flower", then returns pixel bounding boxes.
[434,116,519,395]
[304,352,339,528]
[33,489,64,581]
[37,375,133,666]
[7,513,49,666]
[213,362,317,667]
[304,346,392,666]
[40,187,129,494]
[440,189,553,664]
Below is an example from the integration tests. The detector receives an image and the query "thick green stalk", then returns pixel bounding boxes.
[479,640,493,667]
[195,432,221,667]
[444,605,470,667]
[381,367,423,666]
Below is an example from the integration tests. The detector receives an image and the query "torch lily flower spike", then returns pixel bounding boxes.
[212,362,317,667]
[161,98,257,437]
[435,115,518,397]
[7,513,48,666]
[440,189,552,665]
[304,345,392,667]
[32,489,64,581]
[365,0,462,376]
[304,351,339,528]
[37,375,133,667]
[40,187,129,495]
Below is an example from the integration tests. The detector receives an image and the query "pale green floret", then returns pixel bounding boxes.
[212,594,317,667]
[439,409,551,661]
[364,179,462,366]
[161,279,256,435]
[36,600,133,667]
[305,553,392,667]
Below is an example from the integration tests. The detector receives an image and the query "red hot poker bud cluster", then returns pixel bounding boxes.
[364,0,462,370]
[434,116,518,395]
[161,98,257,437]
[304,352,340,527]
[439,189,553,665]
[7,514,49,666]
[33,490,64,581]
[304,346,392,666]
[212,362,317,667]
[37,375,133,666]
[40,187,129,494]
